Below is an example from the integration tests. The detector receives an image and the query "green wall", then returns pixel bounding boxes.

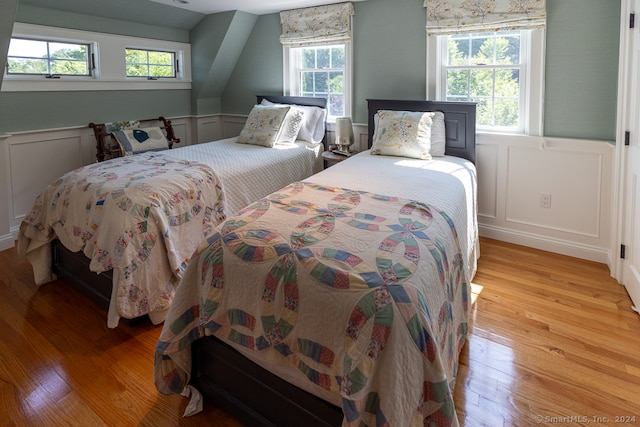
[190,11,258,115]
[1,0,622,141]
[0,2,198,134]
[222,0,621,141]
[0,90,191,132]
[351,0,427,124]
[221,13,284,113]
[544,0,620,140]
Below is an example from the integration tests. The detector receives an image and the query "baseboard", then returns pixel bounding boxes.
[479,224,612,266]
[0,232,16,252]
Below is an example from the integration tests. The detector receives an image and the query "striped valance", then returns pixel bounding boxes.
[425,0,546,36]
[280,2,354,47]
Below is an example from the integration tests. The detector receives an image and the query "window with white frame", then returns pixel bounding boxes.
[7,37,93,77]
[125,48,177,79]
[4,23,192,92]
[425,0,546,134]
[431,29,544,134]
[443,31,525,132]
[280,2,354,121]
[286,43,350,119]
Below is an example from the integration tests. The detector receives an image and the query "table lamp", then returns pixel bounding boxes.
[334,117,354,156]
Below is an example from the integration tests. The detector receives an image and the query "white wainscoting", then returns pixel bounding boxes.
[477,133,615,266]
[0,116,197,251]
[0,118,617,270]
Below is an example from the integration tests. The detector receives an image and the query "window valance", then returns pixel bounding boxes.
[424,0,546,36]
[280,2,354,47]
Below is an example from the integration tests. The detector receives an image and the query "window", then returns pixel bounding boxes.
[287,44,350,119]
[444,31,523,131]
[7,37,92,77]
[280,2,354,121]
[125,48,177,79]
[4,23,192,92]
[429,29,545,135]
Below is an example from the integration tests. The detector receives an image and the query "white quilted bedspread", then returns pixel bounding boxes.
[169,137,324,216]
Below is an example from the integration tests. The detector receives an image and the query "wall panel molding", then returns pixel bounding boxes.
[1,121,616,268]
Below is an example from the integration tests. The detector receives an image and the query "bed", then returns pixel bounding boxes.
[153,99,478,426]
[16,95,327,328]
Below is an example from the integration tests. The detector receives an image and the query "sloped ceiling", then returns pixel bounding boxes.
[17,0,205,30]
[17,0,368,29]
[149,0,366,15]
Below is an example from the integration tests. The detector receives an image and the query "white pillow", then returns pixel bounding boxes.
[261,99,326,144]
[113,126,169,156]
[277,106,305,144]
[370,110,435,160]
[430,111,446,157]
[236,105,290,148]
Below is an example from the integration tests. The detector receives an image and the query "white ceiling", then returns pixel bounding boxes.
[148,0,365,15]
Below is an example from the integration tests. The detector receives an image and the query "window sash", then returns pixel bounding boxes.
[7,37,92,77]
[286,43,351,120]
[436,30,544,135]
[125,48,176,79]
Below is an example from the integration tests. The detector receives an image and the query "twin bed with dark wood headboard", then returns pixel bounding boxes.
[154,99,478,427]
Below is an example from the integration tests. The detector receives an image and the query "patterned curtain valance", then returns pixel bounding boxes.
[424,0,546,36]
[280,2,354,47]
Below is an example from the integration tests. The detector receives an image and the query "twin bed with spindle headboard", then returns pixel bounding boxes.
[17,95,328,328]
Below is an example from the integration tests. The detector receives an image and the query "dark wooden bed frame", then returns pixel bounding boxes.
[51,97,475,426]
[51,95,329,323]
[188,99,477,426]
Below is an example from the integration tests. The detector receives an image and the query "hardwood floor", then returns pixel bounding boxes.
[1,237,639,426]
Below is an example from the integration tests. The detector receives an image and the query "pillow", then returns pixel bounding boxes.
[370,110,435,160]
[236,105,291,147]
[277,106,305,144]
[113,126,170,156]
[261,99,326,144]
[430,111,446,157]
[103,120,141,158]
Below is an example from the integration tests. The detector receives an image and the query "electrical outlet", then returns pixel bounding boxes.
[540,192,551,208]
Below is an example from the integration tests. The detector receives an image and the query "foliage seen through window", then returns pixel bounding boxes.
[445,32,522,130]
[125,48,175,79]
[299,45,345,117]
[7,38,90,76]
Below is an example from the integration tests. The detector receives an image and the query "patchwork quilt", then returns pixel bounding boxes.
[154,181,471,426]
[17,153,226,327]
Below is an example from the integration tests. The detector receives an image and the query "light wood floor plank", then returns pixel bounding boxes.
[1,237,639,426]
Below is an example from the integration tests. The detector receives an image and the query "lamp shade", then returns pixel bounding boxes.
[335,117,354,148]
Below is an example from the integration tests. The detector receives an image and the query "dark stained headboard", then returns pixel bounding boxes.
[366,99,476,164]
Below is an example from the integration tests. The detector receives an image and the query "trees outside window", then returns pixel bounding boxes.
[285,43,352,120]
[7,38,91,76]
[444,31,523,131]
[125,48,176,79]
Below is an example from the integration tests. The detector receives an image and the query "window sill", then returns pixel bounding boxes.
[1,79,192,92]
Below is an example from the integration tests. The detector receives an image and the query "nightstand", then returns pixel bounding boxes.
[322,151,350,166]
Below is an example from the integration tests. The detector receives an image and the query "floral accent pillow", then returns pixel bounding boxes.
[370,110,435,160]
[236,105,291,147]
